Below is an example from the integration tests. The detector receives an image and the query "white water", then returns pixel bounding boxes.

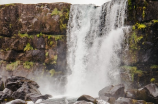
[66,0,127,97]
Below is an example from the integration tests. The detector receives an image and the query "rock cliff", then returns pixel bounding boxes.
[0,3,71,79]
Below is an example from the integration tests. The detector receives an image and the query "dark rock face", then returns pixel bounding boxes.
[0,3,69,87]
[121,0,158,89]
[0,3,71,36]
[126,0,158,25]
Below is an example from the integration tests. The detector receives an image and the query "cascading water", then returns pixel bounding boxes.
[66,0,127,97]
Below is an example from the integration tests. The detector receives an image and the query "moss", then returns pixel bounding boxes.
[142,7,146,19]
[49,69,55,77]
[54,35,63,41]
[18,33,33,38]
[23,61,34,69]
[128,0,132,10]
[9,24,12,28]
[152,20,158,23]
[45,52,49,57]
[49,41,54,45]
[51,8,63,16]
[137,24,146,29]
[5,4,14,6]
[37,32,43,38]
[121,66,143,81]
[6,61,20,71]
[59,8,69,31]
[150,78,156,83]
[24,43,34,51]
[150,65,158,69]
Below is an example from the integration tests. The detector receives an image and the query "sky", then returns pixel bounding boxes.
[0,0,111,6]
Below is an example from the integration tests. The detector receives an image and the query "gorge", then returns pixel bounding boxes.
[0,0,158,103]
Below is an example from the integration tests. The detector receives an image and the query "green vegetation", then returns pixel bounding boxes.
[51,8,63,16]
[128,0,132,10]
[49,69,55,77]
[18,33,33,38]
[137,24,146,29]
[9,24,12,28]
[150,78,156,83]
[5,4,14,6]
[152,20,158,23]
[37,32,43,38]
[23,61,34,69]
[121,65,143,81]
[150,65,158,69]
[49,41,54,45]
[142,7,146,19]
[6,61,20,71]
[45,52,49,57]
[24,43,34,51]
[54,35,63,41]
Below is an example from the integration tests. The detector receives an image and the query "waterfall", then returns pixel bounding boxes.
[66,0,127,97]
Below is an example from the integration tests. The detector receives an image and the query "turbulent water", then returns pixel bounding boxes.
[66,0,127,97]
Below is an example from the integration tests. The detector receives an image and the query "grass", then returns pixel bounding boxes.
[24,43,34,51]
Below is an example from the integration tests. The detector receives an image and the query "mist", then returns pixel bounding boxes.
[0,0,111,6]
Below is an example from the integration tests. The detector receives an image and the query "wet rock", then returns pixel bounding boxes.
[77,95,96,103]
[125,89,138,99]
[99,84,125,99]
[32,50,45,62]
[98,96,115,104]
[6,99,26,104]
[0,78,4,91]
[33,36,45,49]
[115,97,133,104]
[0,50,17,61]
[25,93,52,102]
[74,101,93,104]
[0,88,13,101]
[99,85,113,97]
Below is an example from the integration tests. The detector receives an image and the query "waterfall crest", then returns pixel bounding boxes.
[66,0,127,97]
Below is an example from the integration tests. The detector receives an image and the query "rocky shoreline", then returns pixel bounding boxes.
[1,75,158,104]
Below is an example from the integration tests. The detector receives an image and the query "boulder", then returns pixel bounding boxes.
[125,89,138,99]
[25,93,52,102]
[0,88,13,102]
[74,101,93,104]
[99,84,125,99]
[98,96,115,104]
[115,97,133,104]
[77,95,96,103]
[6,99,26,104]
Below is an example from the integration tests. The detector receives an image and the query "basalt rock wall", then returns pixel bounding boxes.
[0,3,71,79]
[121,0,158,88]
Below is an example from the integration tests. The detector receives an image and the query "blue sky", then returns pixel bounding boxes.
[0,0,111,6]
